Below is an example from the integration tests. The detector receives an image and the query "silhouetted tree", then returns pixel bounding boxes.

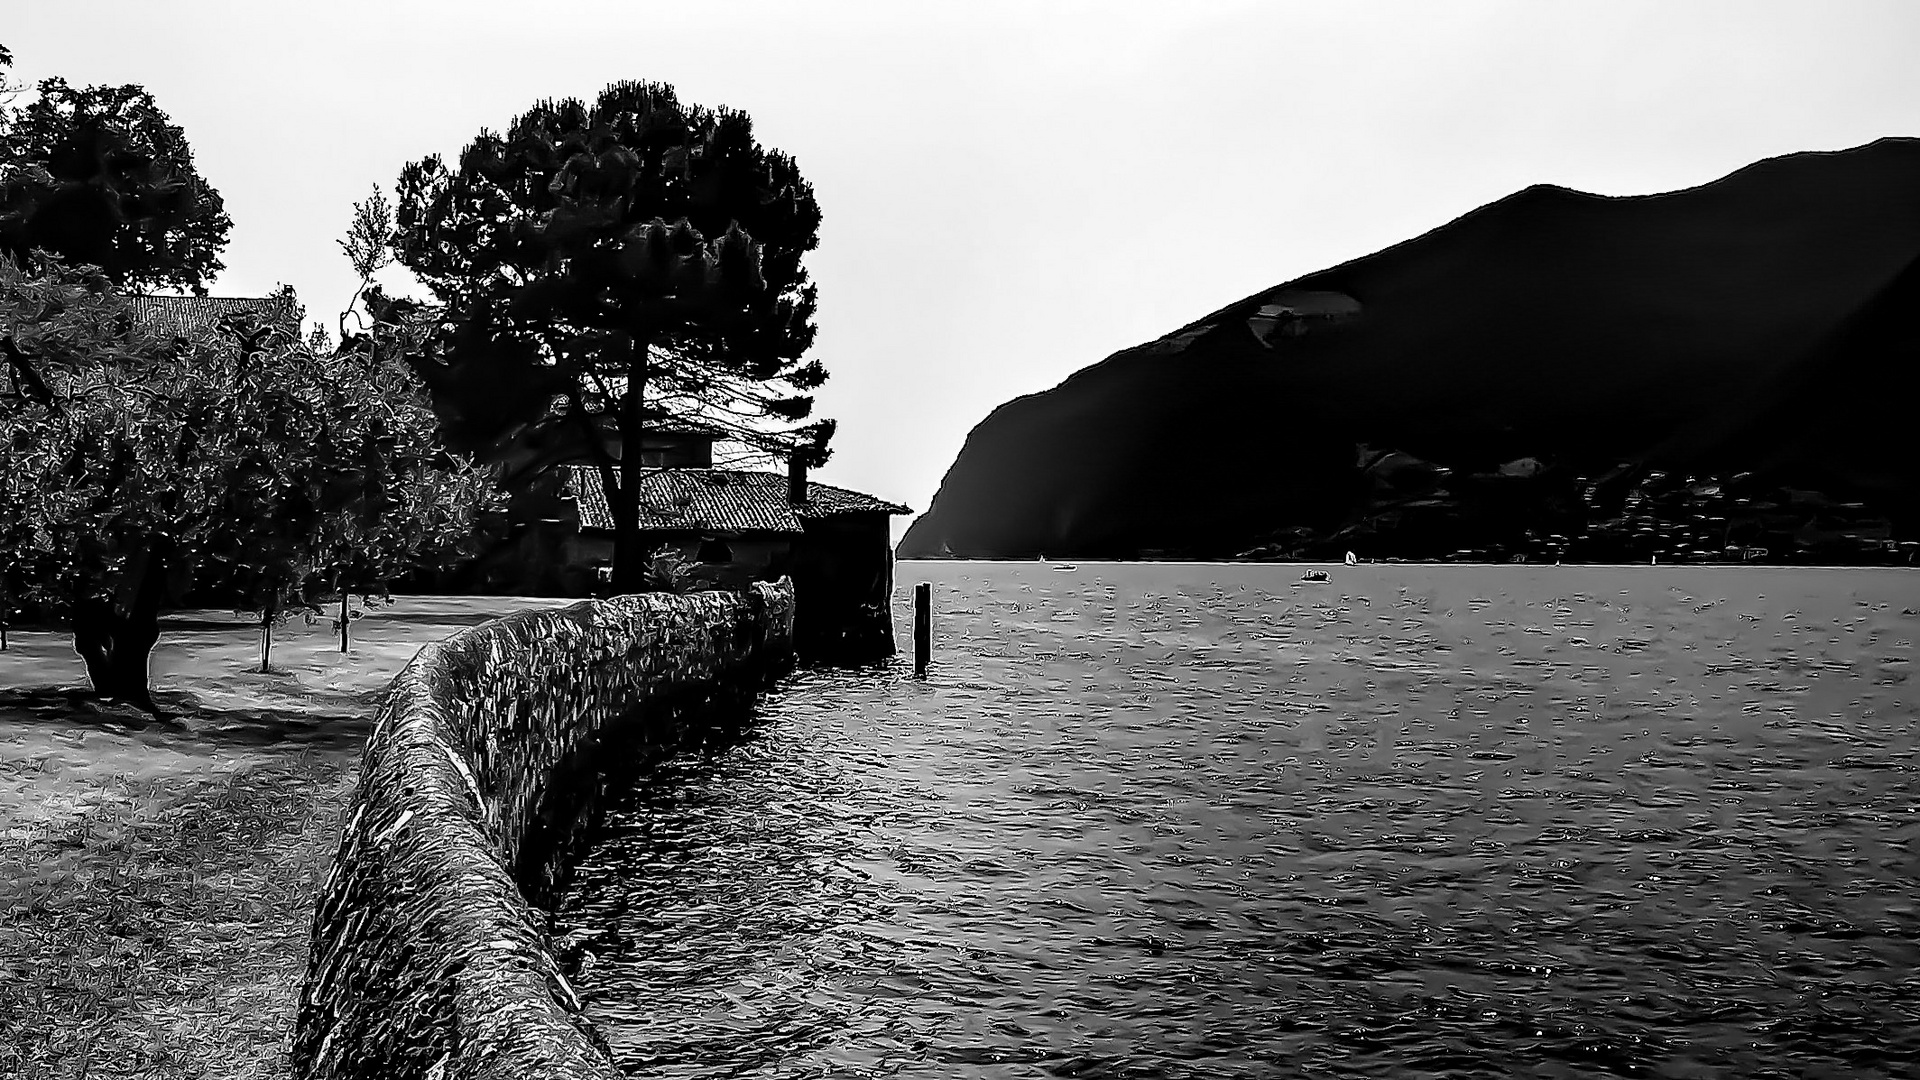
[0,48,230,292]
[390,80,830,590]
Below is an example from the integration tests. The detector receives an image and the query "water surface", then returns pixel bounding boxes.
[558,563,1920,1079]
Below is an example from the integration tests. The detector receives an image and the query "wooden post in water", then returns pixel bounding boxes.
[913,582,931,677]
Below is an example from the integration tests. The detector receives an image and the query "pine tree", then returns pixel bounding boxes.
[391,80,830,590]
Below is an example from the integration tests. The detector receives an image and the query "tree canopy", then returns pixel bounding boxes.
[389,79,831,589]
[0,49,230,292]
[0,255,500,707]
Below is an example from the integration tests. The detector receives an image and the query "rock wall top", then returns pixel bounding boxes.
[293,583,794,1080]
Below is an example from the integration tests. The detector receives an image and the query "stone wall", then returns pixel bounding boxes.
[293,582,795,1080]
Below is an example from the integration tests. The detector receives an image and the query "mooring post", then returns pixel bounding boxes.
[913,582,931,676]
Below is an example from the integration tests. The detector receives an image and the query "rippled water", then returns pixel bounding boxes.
[557,563,1920,1079]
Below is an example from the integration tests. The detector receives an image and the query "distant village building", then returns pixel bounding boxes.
[1245,289,1363,346]
[1497,456,1546,479]
[506,425,910,663]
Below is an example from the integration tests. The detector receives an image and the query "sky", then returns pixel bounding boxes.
[10,1,1920,536]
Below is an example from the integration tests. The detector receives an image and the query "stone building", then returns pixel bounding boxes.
[506,426,910,663]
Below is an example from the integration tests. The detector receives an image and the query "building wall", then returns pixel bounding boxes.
[631,435,714,468]
[657,535,792,579]
[562,517,896,663]
[564,533,616,586]
[293,584,795,1080]
[791,512,897,662]
[458,510,897,664]
[562,532,793,594]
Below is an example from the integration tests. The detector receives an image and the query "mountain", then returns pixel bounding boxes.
[898,138,1920,562]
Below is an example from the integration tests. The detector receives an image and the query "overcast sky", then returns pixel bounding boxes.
[11,1,1920,532]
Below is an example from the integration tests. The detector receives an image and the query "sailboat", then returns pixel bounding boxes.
[1344,551,1358,566]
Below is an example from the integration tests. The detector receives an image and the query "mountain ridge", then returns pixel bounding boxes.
[900,138,1920,561]
[1142,137,1920,352]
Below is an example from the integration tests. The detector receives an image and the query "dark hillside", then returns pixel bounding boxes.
[900,138,1920,561]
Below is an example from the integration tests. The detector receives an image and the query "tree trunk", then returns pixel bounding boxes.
[71,540,172,711]
[611,339,652,594]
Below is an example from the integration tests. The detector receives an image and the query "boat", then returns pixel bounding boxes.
[1344,551,1357,566]
[1052,563,1078,571]
[1300,569,1330,583]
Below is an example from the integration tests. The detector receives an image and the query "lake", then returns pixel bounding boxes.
[555,562,1920,1079]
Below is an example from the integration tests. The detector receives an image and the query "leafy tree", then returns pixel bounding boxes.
[0,48,230,292]
[0,44,18,100]
[0,255,500,709]
[205,298,504,666]
[390,80,832,590]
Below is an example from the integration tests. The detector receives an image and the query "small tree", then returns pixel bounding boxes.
[0,51,231,292]
[0,255,500,707]
[211,305,503,666]
[391,80,832,590]
[311,187,509,651]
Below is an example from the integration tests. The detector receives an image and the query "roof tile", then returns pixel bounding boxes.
[561,466,909,534]
[126,295,294,339]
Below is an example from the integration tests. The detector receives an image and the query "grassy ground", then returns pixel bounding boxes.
[0,596,572,1079]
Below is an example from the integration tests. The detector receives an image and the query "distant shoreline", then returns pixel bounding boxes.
[895,557,1917,570]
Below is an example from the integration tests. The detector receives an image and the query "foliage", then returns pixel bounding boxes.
[336,185,394,341]
[387,80,832,587]
[0,254,503,697]
[0,54,230,292]
[0,256,199,618]
[638,549,701,594]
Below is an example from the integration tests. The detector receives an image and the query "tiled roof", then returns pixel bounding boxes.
[126,295,295,339]
[561,466,910,534]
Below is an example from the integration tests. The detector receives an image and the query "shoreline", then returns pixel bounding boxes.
[895,557,1918,570]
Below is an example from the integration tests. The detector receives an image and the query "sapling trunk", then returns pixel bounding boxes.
[611,340,651,595]
[339,591,349,653]
[259,595,277,674]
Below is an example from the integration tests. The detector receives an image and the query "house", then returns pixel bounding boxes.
[516,427,910,663]
[125,293,300,340]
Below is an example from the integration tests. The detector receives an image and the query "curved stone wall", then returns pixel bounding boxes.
[293,582,795,1080]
